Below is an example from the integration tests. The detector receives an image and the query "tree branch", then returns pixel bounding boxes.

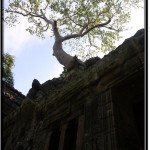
[79,23,88,34]
[40,9,61,38]
[6,9,43,19]
[43,3,49,11]
[87,33,100,50]
[33,20,49,32]
[81,19,111,37]
[62,19,111,41]
[103,26,120,32]
[87,33,93,46]
[42,24,49,32]
[53,20,61,38]
[66,15,84,27]
[62,33,81,41]
[40,9,53,25]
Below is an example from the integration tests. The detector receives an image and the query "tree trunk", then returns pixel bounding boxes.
[53,39,84,70]
[38,13,110,71]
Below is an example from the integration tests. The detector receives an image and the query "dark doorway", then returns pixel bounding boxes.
[112,69,144,149]
[133,100,144,149]
[49,128,60,150]
[63,118,78,150]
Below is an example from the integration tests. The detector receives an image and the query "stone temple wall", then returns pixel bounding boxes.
[2,29,144,150]
[2,81,25,118]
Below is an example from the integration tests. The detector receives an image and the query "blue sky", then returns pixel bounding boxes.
[4,1,144,95]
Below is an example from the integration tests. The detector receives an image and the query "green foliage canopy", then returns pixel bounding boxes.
[2,53,15,86]
[4,0,143,59]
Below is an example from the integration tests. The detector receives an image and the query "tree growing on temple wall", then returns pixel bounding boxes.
[4,0,142,70]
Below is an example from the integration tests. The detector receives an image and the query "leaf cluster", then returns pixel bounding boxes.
[4,0,143,57]
[2,53,15,86]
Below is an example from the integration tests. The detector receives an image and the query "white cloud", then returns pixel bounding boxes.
[115,6,144,47]
[4,16,32,56]
[3,0,32,56]
[3,16,53,57]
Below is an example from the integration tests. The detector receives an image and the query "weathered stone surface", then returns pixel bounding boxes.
[2,81,25,118]
[2,29,144,150]
[26,79,41,99]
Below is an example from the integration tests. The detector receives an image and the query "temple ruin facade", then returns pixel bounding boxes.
[2,29,145,150]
